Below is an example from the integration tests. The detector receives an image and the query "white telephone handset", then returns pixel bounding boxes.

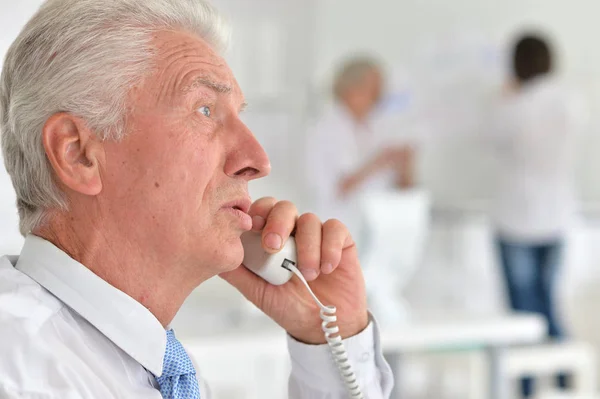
[241,231,295,285]
[241,231,364,399]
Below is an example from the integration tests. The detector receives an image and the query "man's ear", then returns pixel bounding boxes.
[42,113,104,196]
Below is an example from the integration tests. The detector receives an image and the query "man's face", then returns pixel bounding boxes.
[100,30,270,281]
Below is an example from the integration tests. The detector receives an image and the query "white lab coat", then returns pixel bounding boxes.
[305,104,395,241]
[489,76,587,243]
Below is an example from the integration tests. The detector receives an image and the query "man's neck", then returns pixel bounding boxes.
[34,215,197,327]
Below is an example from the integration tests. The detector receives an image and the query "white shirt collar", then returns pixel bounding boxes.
[15,234,167,376]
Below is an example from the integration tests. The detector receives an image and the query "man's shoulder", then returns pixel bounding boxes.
[0,254,68,357]
[0,256,67,391]
[0,255,64,329]
[0,256,108,395]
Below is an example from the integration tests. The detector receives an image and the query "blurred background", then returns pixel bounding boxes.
[3,0,600,398]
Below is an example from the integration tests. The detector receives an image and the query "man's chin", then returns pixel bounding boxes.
[218,238,245,272]
[193,232,245,276]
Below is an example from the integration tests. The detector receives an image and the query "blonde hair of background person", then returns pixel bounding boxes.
[333,58,381,105]
[0,0,393,398]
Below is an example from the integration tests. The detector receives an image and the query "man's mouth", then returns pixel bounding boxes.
[222,198,251,214]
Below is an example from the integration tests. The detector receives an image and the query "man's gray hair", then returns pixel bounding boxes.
[0,0,229,236]
[332,56,381,100]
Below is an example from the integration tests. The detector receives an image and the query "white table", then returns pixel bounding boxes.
[380,313,547,399]
[181,312,547,399]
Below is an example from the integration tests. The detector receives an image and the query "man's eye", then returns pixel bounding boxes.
[198,106,211,117]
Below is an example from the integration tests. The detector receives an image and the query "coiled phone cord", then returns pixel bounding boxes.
[285,263,364,399]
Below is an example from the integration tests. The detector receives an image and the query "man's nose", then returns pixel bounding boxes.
[224,119,271,180]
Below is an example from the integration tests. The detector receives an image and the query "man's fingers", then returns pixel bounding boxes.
[320,219,352,275]
[295,213,322,282]
[262,200,298,253]
[248,197,277,231]
[246,199,353,280]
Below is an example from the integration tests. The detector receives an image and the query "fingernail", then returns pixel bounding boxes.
[301,268,319,281]
[264,233,282,251]
[322,263,333,274]
[252,215,265,230]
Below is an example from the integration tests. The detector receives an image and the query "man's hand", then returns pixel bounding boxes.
[220,197,369,344]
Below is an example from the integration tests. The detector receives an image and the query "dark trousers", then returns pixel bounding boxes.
[497,237,568,397]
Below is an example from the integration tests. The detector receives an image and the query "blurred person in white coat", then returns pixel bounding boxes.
[0,1,393,398]
[306,57,415,243]
[306,58,420,328]
[489,32,587,397]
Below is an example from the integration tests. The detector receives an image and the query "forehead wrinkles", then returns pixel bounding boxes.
[142,31,242,112]
[152,33,225,101]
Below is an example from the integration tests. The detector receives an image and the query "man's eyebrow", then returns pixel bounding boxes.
[182,77,232,94]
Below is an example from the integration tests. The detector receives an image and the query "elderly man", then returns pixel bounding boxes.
[0,0,393,398]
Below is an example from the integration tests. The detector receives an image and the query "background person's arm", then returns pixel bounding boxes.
[392,146,416,189]
[339,147,407,197]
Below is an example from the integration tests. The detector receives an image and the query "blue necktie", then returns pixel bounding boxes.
[155,329,201,399]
